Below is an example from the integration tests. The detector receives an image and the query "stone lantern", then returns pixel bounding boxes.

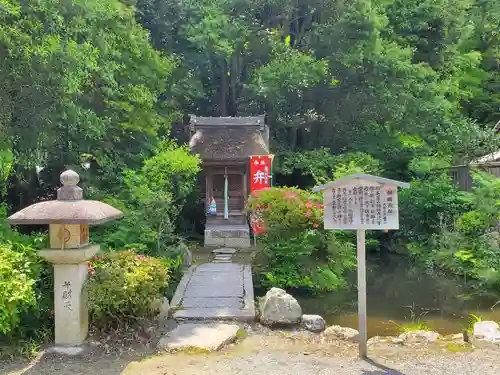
[8,169,123,353]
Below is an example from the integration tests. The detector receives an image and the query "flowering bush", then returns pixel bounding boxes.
[247,187,355,293]
[247,187,324,234]
[87,250,170,328]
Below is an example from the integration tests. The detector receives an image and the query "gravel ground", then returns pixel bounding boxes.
[2,332,499,375]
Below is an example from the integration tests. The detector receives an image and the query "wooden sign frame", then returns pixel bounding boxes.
[313,174,409,358]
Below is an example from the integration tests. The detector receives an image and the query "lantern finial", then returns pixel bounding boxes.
[58,170,82,201]
[60,169,80,186]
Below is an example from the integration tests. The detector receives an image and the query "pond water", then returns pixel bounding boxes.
[295,254,500,337]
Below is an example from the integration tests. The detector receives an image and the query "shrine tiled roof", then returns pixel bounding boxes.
[189,115,269,161]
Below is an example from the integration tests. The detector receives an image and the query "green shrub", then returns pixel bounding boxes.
[247,187,356,293]
[0,244,37,335]
[0,224,53,361]
[403,171,500,289]
[456,210,492,236]
[87,250,170,328]
[91,141,201,257]
[0,209,52,341]
[399,173,470,243]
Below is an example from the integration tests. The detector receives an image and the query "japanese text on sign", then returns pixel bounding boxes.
[325,182,399,230]
[62,281,73,311]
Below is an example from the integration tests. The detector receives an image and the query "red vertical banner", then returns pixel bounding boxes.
[249,155,272,235]
[249,155,272,193]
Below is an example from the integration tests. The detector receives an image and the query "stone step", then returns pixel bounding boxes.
[204,225,251,248]
[157,323,241,352]
[173,307,254,321]
[214,255,232,260]
[213,248,237,255]
[206,215,247,226]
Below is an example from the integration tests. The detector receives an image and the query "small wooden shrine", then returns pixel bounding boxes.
[189,115,269,247]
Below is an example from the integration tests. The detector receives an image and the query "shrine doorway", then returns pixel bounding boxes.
[211,173,244,213]
[204,165,247,216]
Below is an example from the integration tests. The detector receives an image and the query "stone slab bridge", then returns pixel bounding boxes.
[171,251,255,321]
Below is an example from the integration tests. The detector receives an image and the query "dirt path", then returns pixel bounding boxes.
[2,334,499,375]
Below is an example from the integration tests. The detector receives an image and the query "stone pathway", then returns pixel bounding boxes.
[170,249,255,321]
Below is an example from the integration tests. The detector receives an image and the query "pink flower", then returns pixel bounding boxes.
[306,201,313,208]
[306,210,311,217]
[283,191,299,200]
[313,223,319,229]
[316,203,322,209]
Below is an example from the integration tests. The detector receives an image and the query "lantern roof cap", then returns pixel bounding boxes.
[7,169,123,225]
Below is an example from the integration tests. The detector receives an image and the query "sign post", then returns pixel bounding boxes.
[312,174,409,359]
[357,228,367,357]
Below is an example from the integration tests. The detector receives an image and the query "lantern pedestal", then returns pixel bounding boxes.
[39,245,99,348]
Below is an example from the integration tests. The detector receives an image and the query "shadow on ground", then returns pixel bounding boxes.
[0,351,147,375]
[361,357,406,375]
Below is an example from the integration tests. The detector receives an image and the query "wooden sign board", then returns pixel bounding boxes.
[323,179,400,230]
[312,174,409,359]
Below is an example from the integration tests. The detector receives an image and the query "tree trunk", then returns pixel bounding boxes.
[219,59,228,116]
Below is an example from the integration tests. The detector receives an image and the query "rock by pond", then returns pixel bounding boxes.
[323,325,359,341]
[259,288,302,326]
[301,314,326,332]
[474,321,500,343]
[398,330,440,344]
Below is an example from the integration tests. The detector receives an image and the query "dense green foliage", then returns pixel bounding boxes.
[2,0,499,217]
[399,173,471,243]
[1,0,178,205]
[0,213,52,358]
[87,251,170,328]
[276,151,383,185]
[91,142,201,256]
[1,0,193,354]
[247,187,356,292]
[0,244,37,335]
[402,172,500,289]
[1,0,500,355]
[135,0,499,165]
